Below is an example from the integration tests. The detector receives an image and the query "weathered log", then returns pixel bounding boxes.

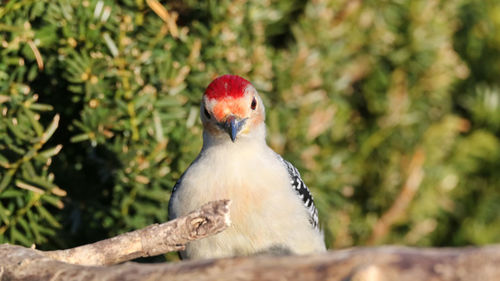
[1,244,500,281]
[45,199,231,265]
[1,199,499,280]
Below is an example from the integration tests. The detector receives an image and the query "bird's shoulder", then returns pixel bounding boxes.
[168,178,182,220]
[168,154,202,220]
[274,153,320,230]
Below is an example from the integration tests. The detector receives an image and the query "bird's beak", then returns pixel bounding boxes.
[220,115,246,142]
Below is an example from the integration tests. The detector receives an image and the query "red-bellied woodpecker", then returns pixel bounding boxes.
[168,75,326,259]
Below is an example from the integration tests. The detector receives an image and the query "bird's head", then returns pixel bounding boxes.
[201,75,265,142]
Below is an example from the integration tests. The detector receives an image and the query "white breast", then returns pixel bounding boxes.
[169,141,326,259]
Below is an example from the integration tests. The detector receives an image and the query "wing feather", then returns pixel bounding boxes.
[276,154,320,230]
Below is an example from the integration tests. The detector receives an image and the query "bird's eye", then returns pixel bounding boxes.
[204,106,211,119]
[251,97,257,110]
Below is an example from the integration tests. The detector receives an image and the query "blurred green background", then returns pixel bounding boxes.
[1,0,499,258]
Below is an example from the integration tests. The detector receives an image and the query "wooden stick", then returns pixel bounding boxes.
[44,199,231,265]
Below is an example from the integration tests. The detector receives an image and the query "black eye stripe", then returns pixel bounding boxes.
[251,97,257,110]
[204,106,211,119]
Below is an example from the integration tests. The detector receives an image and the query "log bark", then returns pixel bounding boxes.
[1,243,500,281]
[45,199,231,265]
[1,199,499,280]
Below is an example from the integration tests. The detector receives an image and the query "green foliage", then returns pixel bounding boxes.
[0,0,499,254]
[0,64,63,246]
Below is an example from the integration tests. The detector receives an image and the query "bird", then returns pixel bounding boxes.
[168,74,326,260]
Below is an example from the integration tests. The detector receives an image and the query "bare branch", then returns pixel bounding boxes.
[44,199,231,265]
[1,244,500,281]
[3,199,499,281]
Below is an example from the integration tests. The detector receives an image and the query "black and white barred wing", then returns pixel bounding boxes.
[276,154,320,230]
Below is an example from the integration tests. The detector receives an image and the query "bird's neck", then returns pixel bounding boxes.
[201,123,267,151]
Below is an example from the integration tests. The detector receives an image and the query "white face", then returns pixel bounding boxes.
[200,85,265,141]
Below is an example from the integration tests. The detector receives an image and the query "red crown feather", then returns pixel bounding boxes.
[204,75,251,100]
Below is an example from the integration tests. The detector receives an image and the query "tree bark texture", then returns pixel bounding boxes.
[2,244,500,281]
[1,198,499,281]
